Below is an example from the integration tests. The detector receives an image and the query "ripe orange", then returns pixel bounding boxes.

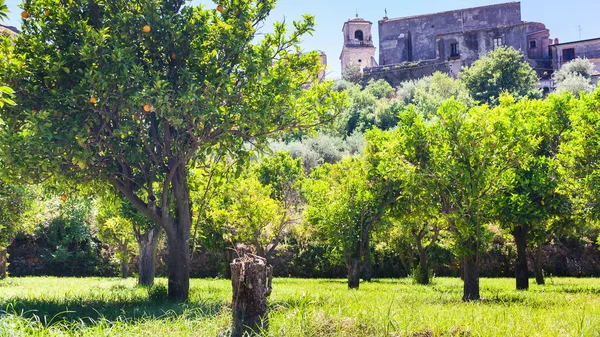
[143,104,152,112]
[21,11,30,19]
[89,96,97,104]
[61,193,67,202]
[31,109,38,114]
[171,52,177,60]
[217,4,224,12]
[44,10,50,17]
[143,25,151,33]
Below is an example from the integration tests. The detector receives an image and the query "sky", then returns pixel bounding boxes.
[3,0,600,78]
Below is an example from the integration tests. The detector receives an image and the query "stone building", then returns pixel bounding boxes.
[339,16,378,74]
[550,37,600,80]
[354,2,555,86]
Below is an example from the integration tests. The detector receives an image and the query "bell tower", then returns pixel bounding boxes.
[340,15,377,75]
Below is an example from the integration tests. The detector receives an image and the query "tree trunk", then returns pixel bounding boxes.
[347,259,361,289]
[137,225,161,286]
[417,248,429,285]
[166,228,190,301]
[361,232,373,282]
[120,245,129,278]
[533,243,545,285]
[0,249,7,279]
[231,254,273,337]
[513,225,529,290]
[166,166,192,301]
[462,243,480,301]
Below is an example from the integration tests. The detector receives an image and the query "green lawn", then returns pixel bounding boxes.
[0,277,599,336]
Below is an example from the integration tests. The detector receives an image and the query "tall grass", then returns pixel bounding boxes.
[0,277,599,336]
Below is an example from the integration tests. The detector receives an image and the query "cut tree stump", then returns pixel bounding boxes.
[231,254,273,337]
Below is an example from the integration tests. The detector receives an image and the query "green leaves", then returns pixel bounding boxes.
[460,46,541,106]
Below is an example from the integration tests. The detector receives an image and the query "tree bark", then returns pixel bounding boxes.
[347,259,361,289]
[166,227,190,301]
[361,231,373,282]
[120,245,129,278]
[533,243,545,285]
[231,254,273,337]
[462,242,480,301]
[513,225,529,290]
[166,165,192,301]
[0,249,7,279]
[137,225,161,286]
[417,248,429,285]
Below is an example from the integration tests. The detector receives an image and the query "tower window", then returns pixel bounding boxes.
[529,40,537,48]
[354,30,364,41]
[450,43,460,57]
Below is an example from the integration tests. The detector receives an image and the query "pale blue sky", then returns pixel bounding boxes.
[3,0,599,78]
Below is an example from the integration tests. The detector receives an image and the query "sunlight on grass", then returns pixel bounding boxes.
[0,277,598,336]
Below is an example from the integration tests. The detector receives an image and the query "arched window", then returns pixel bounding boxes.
[354,30,364,41]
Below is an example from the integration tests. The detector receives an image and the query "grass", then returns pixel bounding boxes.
[0,277,599,336]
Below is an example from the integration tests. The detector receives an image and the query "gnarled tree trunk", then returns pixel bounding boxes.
[513,224,529,290]
[231,254,273,337]
[137,225,161,286]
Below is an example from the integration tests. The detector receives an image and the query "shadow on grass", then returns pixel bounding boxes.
[0,291,228,327]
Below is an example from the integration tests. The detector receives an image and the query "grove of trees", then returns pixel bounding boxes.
[1,0,600,304]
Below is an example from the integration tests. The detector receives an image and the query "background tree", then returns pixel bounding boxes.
[559,88,600,265]
[491,95,573,289]
[374,98,540,300]
[0,0,341,300]
[0,0,16,107]
[96,193,160,282]
[96,209,134,278]
[0,181,35,278]
[460,46,541,106]
[303,157,396,287]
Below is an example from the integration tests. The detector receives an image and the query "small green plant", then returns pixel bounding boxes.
[147,283,168,302]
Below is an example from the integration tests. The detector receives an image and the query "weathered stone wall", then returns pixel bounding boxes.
[363,60,450,87]
[378,2,522,65]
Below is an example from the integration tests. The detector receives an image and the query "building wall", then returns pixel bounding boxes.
[435,22,550,73]
[363,60,450,87]
[378,2,522,65]
[551,40,600,73]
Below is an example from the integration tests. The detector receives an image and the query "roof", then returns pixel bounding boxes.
[551,37,600,47]
[0,24,19,36]
[380,1,520,23]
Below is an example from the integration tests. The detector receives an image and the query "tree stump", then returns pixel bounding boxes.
[230,254,273,337]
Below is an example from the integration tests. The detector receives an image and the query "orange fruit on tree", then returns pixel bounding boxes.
[61,193,67,202]
[44,10,50,17]
[21,11,30,19]
[89,96,97,104]
[217,4,224,12]
[171,52,177,60]
[143,104,152,112]
[143,25,151,33]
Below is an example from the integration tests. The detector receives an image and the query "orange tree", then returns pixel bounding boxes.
[0,0,341,300]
